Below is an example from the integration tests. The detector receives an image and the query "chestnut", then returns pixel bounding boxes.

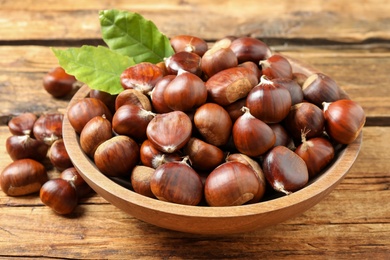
[232,107,275,157]
[269,123,294,149]
[0,159,48,196]
[163,69,207,112]
[271,78,304,105]
[149,75,175,114]
[164,51,202,76]
[67,97,112,134]
[131,165,156,198]
[89,89,117,114]
[6,135,49,162]
[204,161,264,206]
[94,135,140,177]
[43,66,76,98]
[224,98,247,123]
[114,88,152,111]
[146,111,192,153]
[150,158,203,206]
[194,103,232,147]
[259,54,293,79]
[229,37,272,64]
[60,167,92,198]
[112,104,155,142]
[8,112,37,136]
[48,139,73,171]
[80,115,112,158]
[302,73,343,107]
[40,178,78,215]
[323,100,366,144]
[246,75,292,123]
[226,153,267,195]
[183,137,225,171]
[140,140,182,169]
[32,113,64,145]
[201,38,238,78]
[295,136,335,178]
[170,35,208,57]
[262,146,309,195]
[205,66,258,106]
[120,62,164,94]
[283,102,325,141]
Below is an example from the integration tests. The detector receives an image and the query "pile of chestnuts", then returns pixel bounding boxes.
[65,35,366,207]
[1,68,92,215]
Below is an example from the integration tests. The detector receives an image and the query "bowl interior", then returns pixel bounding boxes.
[62,57,362,234]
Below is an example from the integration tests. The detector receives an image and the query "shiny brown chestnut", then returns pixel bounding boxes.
[149,75,175,114]
[164,51,202,76]
[259,54,293,79]
[269,123,294,148]
[204,161,264,206]
[33,113,64,145]
[40,178,78,215]
[8,112,37,136]
[60,167,92,198]
[232,107,275,157]
[262,146,309,195]
[94,135,140,177]
[112,104,156,142]
[205,66,258,106]
[295,135,335,178]
[302,73,343,107]
[194,103,233,147]
[323,100,366,144]
[238,61,262,80]
[229,37,272,64]
[183,137,225,171]
[271,78,304,105]
[246,75,292,123]
[150,158,203,206]
[0,159,48,196]
[48,139,73,171]
[6,135,49,162]
[170,35,208,57]
[43,66,77,98]
[146,111,192,153]
[226,153,267,196]
[140,139,182,169]
[114,88,152,111]
[283,102,325,141]
[201,38,238,79]
[224,98,247,123]
[163,69,207,112]
[120,62,164,94]
[67,97,112,134]
[80,115,112,158]
[89,89,117,114]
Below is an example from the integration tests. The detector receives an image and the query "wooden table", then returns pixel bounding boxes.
[1,1,389,258]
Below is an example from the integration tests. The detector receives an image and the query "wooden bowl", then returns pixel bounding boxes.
[62,56,362,235]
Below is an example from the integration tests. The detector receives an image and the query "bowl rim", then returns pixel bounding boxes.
[63,84,362,219]
[63,55,363,233]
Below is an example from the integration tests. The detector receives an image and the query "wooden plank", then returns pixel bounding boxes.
[1,126,389,258]
[1,0,390,43]
[1,45,389,125]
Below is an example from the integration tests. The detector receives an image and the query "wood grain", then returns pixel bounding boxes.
[1,0,390,43]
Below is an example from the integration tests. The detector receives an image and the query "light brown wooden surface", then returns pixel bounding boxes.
[0,1,389,258]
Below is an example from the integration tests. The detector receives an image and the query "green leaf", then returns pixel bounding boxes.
[52,45,135,95]
[99,9,175,64]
